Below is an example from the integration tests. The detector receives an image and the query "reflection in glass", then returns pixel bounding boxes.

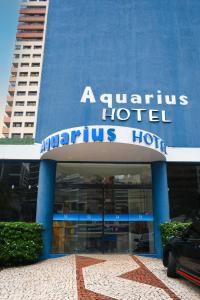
[52,221,154,253]
[56,163,152,186]
[168,163,200,222]
[52,163,154,254]
[0,161,39,221]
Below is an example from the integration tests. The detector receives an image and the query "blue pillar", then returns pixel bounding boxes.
[36,160,56,259]
[151,161,170,258]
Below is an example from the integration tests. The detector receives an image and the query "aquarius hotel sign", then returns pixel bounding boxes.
[40,86,189,158]
[80,86,189,123]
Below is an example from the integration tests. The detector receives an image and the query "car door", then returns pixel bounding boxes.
[178,223,200,278]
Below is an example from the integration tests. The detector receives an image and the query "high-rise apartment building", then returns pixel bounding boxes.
[1,0,48,139]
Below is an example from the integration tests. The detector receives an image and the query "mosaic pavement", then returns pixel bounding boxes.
[0,255,199,300]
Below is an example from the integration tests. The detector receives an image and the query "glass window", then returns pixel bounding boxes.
[21,63,29,67]
[23,45,31,49]
[27,101,36,106]
[31,63,40,67]
[34,45,42,49]
[52,163,154,254]
[13,122,22,127]
[14,111,23,116]
[11,133,21,138]
[0,161,39,222]
[22,54,31,58]
[28,91,37,96]
[26,111,35,116]
[30,72,39,77]
[33,54,41,58]
[19,72,28,77]
[25,122,34,127]
[18,81,27,86]
[24,133,33,139]
[17,91,26,96]
[15,101,24,106]
[56,163,152,186]
[29,81,38,86]
[168,163,200,222]
[15,45,21,50]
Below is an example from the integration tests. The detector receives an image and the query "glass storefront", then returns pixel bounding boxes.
[52,163,154,254]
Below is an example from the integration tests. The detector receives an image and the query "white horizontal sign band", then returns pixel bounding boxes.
[40,125,167,160]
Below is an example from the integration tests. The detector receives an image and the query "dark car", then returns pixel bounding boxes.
[163,221,200,286]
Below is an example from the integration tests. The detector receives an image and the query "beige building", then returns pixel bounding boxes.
[1,0,48,139]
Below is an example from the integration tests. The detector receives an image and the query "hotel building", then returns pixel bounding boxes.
[0,0,200,259]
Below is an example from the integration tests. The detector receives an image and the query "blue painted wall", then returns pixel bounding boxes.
[36,0,200,147]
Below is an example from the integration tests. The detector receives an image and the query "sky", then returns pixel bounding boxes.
[0,0,20,124]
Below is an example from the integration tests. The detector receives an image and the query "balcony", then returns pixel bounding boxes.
[16,32,43,39]
[20,8,46,15]
[3,116,11,124]
[2,128,9,134]
[7,96,14,104]
[8,86,15,93]
[18,16,45,23]
[5,106,13,114]
[18,24,44,30]
[11,67,18,73]
[10,76,16,82]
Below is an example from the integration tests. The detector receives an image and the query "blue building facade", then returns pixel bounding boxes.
[34,0,200,258]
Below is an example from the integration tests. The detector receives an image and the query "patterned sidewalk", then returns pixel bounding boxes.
[0,255,199,300]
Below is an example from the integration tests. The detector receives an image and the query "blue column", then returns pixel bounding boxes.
[151,161,170,258]
[36,160,56,259]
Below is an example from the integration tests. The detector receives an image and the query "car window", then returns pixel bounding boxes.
[187,225,200,239]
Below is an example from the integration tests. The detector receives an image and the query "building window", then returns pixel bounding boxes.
[33,54,41,58]
[11,73,17,78]
[13,63,18,68]
[26,111,35,116]
[23,45,31,49]
[15,45,21,50]
[21,63,29,67]
[25,122,34,127]
[31,63,40,67]
[28,91,37,96]
[30,72,39,77]
[11,133,21,138]
[14,54,20,59]
[168,163,200,222]
[27,101,36,106]
[34,45,42,49]
[15,101,24,106]
[14,112,23,116]
[22,54,31,58]
[17,91,26,96]
[13,122,22,127]
[0,161,39,222]
[24,133,33,139]
[19,72,28,77]
[29,81,38,86]
[18,81,27,86]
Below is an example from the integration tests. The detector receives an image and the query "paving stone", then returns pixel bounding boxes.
[0,255,199,300]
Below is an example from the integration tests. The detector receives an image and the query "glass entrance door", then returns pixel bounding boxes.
[52,163,154,254]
